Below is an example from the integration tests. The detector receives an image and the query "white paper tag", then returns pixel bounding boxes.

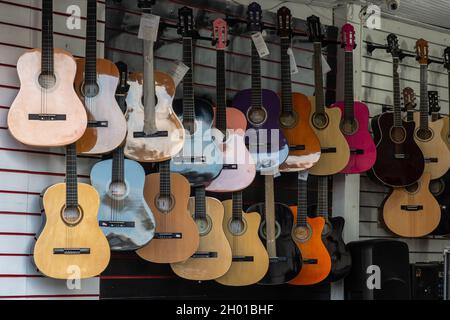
[287,48,299,75]
[138,14,160,42]
[168,61,189,87]
[251,32,269,57]
[298,170,309,181]
[322,54,331,74]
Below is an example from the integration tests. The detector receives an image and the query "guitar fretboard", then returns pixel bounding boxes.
[182,37,195,127]
[251,42,262,108]
[313,42,325,113]
[41,0,54,75]
[344,51,355,121]
[65,143,78,208]
[215,50,227,134]
[194,186,206,220]
[111,146,125,183]
[159,160,171,198]
[392,58,402,127]
[85,0,97,85]
[419,64,429,130]
[296,178,308,227]
[317,176,328,218]
[232,191,243,221]
[280,37,293,113]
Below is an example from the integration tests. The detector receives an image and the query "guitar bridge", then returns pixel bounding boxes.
[99,221,135,228]
[28,114,66,121]
[88,120,108,127]
[425,157,438,163]
[191,251,218,258]
[303,258,318,264]
[53,248,90,255]
[154,232,182,239]
[321,147,337,153]
[269,256,288,263]
[133,131,168,138]
[173,156,206,163]
[351,149,365,155]
[232,255,254,262]
[401,205,423,211]
[394,153,409,159]
[289,145,306,151]
[223,164,238,170]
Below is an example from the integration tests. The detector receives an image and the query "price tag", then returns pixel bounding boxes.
[251,32,269,57]
[322,54,331,74]
[168,61,189,87]
[138,14,160,42]
[298,170,309,181]
[287,48,299,75]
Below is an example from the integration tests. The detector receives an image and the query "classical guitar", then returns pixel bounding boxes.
[75,0,126,154]
[232,2,289,173]
[206,18,256,192]
[34,143,110,279]
[331,23,376,174]
[124,0,185,162]
[289,172,331,285]
[247,174,301,285]
[170,7,223,186]
[136,160,199,263]
[276,7,321,172]
[215,192,269,286]
[7,0,86,147]
[171,186,232,280]
[307,16,350,176]
[90,62,155,251]
[413,39,450,179]
[371,34,424,187]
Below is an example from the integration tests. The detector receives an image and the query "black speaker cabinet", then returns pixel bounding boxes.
[411,262,443,300]
[344,239,411,300]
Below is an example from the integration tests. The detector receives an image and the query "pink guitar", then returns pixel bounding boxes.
[206,18,256,193]
[331,23,376,173]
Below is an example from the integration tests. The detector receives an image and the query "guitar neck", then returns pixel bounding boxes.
[251,42,262,108]
[313,42,325,113]
[264,174,277,258]
[65,143,78,208]
[182,37,195,126]
[142,37,157,134]
[419,64,429,130]
[41,0,54,75]
[317,176,328,219]
[280,37,293,113]
[194,186,206,220]
[296,178,308,227]
[159,160,171,198]
[85,0,97,84]
[232,192,243,221]
[343,51,355,121]
[215,49,227,134]
[111,146,125,183]
[392,58,402,127]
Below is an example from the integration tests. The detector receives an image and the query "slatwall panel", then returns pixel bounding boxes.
[0,0,104,299]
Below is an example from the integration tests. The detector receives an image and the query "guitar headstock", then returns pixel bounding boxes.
[402,87,416,112]
[443,47,450,70]
[307,15,323,43]
[416,38,429,64]
[387,33,400,57]
[247,2,263,33]
[213,18,228,50]
[341,23,356,52]
[115,61,129,113]
[177,6,195,37]
[428,90,440,114]
[137,0,155,13]
[277,6,292,38]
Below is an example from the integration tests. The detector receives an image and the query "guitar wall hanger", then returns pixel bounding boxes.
[161,22,214,42]
[367,41,443,65]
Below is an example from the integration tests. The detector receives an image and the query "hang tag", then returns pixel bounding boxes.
[287,48,299,75]
[322,54,331,74]
[298,170,309,181]
[138,13,160,42]
[168,61,189,87]
[251,32,269,57]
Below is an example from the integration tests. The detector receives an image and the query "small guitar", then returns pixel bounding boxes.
[232,2,289,173]
[205,18,256,192]
[34,143,110,279]
[171,186,232,280]
[90,62,155,251]
[75,0,127,154]
[371,34,425,187]
[170,7,223,186]
[215,192,269,286]
[331,23,376,174]
[124,0,185,162]
[247,174,302,285]
[8,0,87,147]
[307,16,350,176]
[136,161,199,263]
[289,172,331,285]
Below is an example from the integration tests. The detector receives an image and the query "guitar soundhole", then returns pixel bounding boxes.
[61,206,83,226]
[312,112,329,129]
[389,126,406,144]
[108,181,128,201]
[429,179,445,196]
[38,73,56,89]
[322,221,332,237]
[195,216,212,236]
[405,182,419,194]
[292,224,312,242]
[340,118,359,135]
[228,218,247,236]
[279,111,298,128]
[259,221,281,240]
[247,106,267,126]
[81,82,99,98]
[416,127,433,141]
[155,194,174,213]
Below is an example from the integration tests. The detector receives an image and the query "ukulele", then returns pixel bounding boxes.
[170,6,223,186]
[413,39,450,179]
[331,23,376,174]
[289,172,331,285]
[307,15,350,176]
[90,62,155,251]
[136,160,199,263]
[34,143,110,279]
[171,186,232,280]
[232,2,289,173]
[247,174,302,285]
[215,192,269,286]
[276,7,321,172]
[371,34,424,187]
[205,18,256,192]
[8,0,87,147]
[75,0,127,154]
[124,0,185,162]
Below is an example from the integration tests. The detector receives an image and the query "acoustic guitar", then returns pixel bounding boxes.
[170,7,223,186]
[331,23,376,174]
[7,0,87,147]
[371,34,425,187]
[215,192,269,286]
[276,7,321,172]
[90,62,155,251]
[75,0,127,154]
[232,2,289,173]
[206,18,256,192]
[124,0,185,162]
[442,47,450,152]
[307,16,350,176]
[171,186,232,280]
[136,160,199,263]
[34,143,110,279]
[289,172,331,285]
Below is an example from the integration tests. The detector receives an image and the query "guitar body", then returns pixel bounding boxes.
[443,116,450,151]
[308,99,350,175]
[247,202,301,285]
[383,173,441,237]
[430,169,450,236]
[288,213,331,285]
[170,98,223,186]
[279,93,321,172]
[124,72,185,162]
[232,89,289,172]
[371,112,425,187]
[34,183,110,279]
[136,173,199,263]
[90,159,155,251]
[215,200,269,286]
[8,49,87,147]
[206,107,256,192]
[171,197,232,280]
[75,59,127,154]
[331,101,377,174]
